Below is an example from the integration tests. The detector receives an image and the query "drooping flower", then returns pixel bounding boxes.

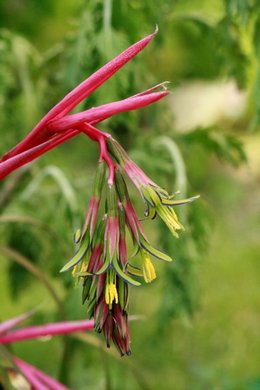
[60,162,177,354]
[108,138,200,237]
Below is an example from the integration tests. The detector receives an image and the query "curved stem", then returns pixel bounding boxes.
[79,122,116,186]
[155,136,187,197]
[154,136,188,222]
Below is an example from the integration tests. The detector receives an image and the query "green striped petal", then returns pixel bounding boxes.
[127,263,143,277]
[73,228,82,243]
[161,195,200,206]
[140,236,172,262]
[144,205,157,220]
[112,257,141,286]
[95,255,110,275]
[60,233,90,272]
[75,271,93,277]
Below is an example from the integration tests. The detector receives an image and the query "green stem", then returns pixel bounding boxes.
[154,136,188,221]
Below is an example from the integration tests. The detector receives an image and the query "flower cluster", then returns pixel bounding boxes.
[0,29,199,355]
[60,138,198,355]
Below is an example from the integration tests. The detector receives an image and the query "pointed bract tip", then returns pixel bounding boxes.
[73,229,82,244]
[162,81,171,90]
[146,25,159,41]
[189,195,200,202]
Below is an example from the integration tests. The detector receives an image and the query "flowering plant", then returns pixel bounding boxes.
[0,29,198,355]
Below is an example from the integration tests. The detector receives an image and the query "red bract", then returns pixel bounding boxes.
[0,27,168,182]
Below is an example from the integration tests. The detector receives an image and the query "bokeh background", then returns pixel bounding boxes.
[0,1,260,389]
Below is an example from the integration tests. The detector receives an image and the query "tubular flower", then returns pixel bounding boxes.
[0,29,199,355]
[108,138,200,237]
[61,160,195,354]
[140,250,157,283]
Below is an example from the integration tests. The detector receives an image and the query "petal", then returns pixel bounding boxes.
[144,205,157,220]
[139,236,172,262]
[161,195,200,206]
[112,257,141,286]
[60,233,90,272]
[95,255,110,275]
[127,264,143,277]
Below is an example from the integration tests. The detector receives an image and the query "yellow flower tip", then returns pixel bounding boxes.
[142,253,157,284]
[80,262,87,273]
[105,282,118,306]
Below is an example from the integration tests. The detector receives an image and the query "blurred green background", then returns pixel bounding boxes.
[0,0,260,389]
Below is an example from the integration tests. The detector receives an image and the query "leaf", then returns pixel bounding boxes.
[180,128,247,167]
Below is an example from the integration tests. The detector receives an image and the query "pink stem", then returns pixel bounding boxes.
[2,30,157,161]
[0,319,94,344]
[79,123,115,185]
